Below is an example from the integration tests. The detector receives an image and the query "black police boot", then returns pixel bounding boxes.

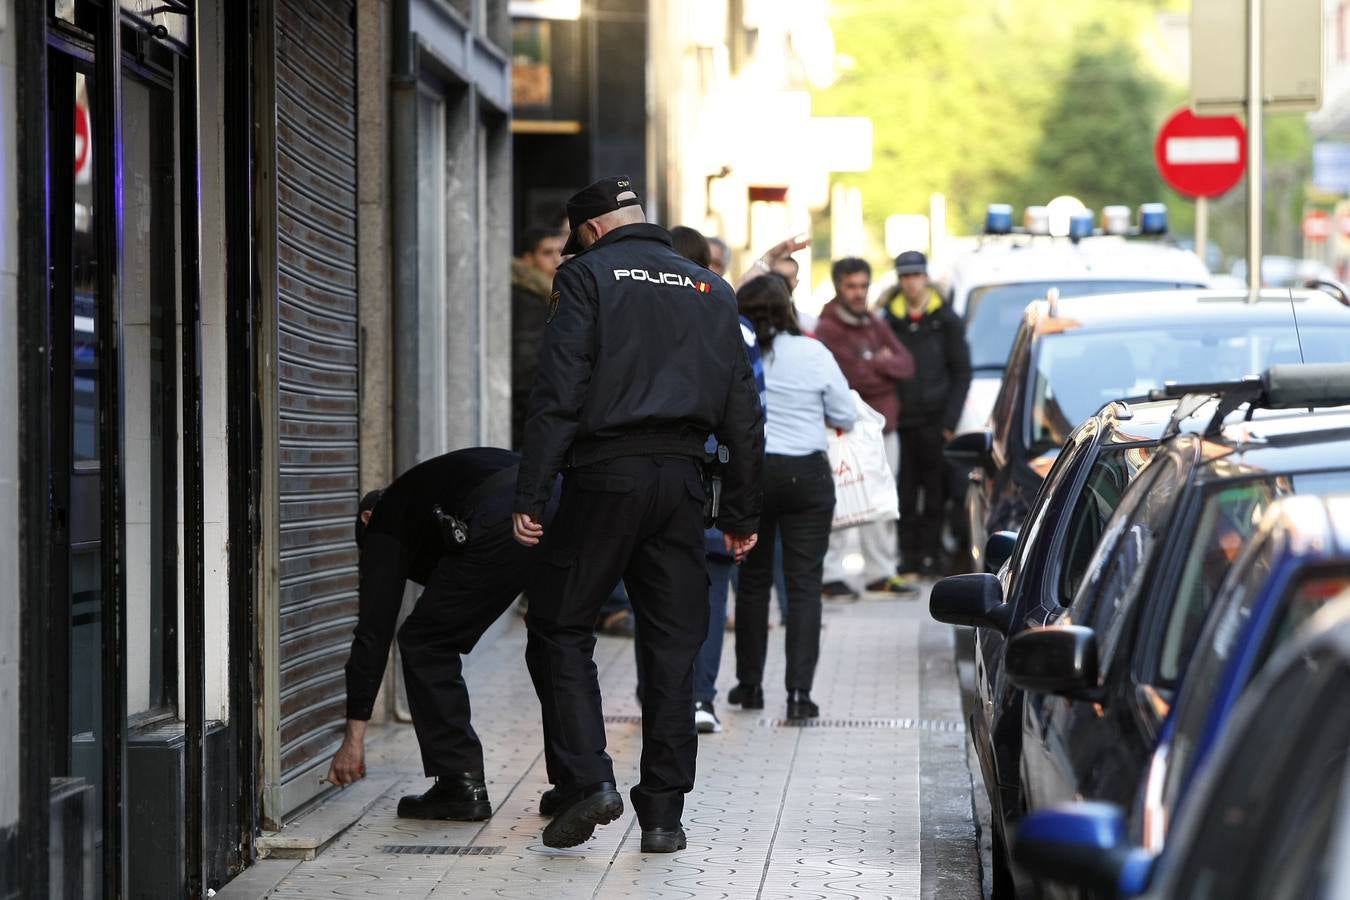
[641,825,687,853]
[397,772,492,821]
[786,690,820,721]
[538,787,564,817]
[727,683,764,710]
[541,782,624,849]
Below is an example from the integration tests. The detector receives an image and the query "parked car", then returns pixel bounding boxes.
[1005,493,1350,898]
[1012,588,1350,899]
[946,236,1209,436]
[1006,366,1350,898]
[949,288,1350,571]
[931,397,1180,897]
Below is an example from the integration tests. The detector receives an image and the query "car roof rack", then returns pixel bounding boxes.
[1148,363,1350,438]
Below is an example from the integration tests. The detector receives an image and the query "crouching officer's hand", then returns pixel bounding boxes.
[724,532,759,564]
[327,720,367,785]
[513,512,544,547]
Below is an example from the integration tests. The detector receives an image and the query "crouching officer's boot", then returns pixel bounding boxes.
[397,772,492,821]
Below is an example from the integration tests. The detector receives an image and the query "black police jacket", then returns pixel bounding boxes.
[515,223,765,535]
[883,290,973,431]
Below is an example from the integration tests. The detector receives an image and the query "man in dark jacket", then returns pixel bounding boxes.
[326,448,561,821]
[512,227,565,449]
[513,176,764,854]
[883,250,972,576]
[814,257,915,595]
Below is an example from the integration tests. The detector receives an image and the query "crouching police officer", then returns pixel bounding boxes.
[513,176,765,853]
[326,447,560,820]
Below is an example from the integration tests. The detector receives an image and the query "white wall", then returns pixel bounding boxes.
[0,0,22,833]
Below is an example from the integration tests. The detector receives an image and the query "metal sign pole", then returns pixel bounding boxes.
[1247,0,1263,301]
[1196,196,1208,266]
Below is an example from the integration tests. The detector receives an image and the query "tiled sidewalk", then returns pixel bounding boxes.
[235,594,978,899]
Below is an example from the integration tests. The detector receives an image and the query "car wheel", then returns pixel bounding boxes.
[991,824,1017,899]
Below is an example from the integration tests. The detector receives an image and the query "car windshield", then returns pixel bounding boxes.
[964,280,1200,370]
[1029,322,1350,452]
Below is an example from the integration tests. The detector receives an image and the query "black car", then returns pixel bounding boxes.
[1008,368,1350,898]
[949,288,1350,572]
[931,397,1177,897]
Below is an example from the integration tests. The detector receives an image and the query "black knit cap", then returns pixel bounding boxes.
[562,176,642,255]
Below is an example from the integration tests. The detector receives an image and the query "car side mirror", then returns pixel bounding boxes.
[984,531,1017,571]
[929,573,1010,634]
[1005,625,1099,698]
[1014,804,1154,897]
[944,429,993,471]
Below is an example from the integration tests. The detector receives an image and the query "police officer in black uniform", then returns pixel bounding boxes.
[327,447,560,820]
[513,176,764,853]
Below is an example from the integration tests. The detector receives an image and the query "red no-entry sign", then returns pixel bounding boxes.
[1154,109,1247,199]
[1304,210,1332,242]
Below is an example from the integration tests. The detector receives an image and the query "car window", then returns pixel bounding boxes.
[1259,569,1350,669]
[1156,480,1284,687]
[1081,453,1187,677]
[1160,530,1278,818]
[1027,322,1350,453]
[963,280,1201,371]
[993,325,1031,448]
[1175,660,1350,900]
[1055,445,1154,605]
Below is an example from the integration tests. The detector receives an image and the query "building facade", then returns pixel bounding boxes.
[3,0,510,895]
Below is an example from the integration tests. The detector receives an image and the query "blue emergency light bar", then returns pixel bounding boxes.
[983,202,1169,238]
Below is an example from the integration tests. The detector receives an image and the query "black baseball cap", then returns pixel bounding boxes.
[895,250,928,275]
[562,175,642,255]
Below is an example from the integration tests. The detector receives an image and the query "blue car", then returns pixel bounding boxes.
[1012,579,1350,899]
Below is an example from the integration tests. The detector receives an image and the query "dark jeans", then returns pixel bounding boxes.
[694,558,734,703]
[898,423,946,567]
[734,452,834,693]
[397,526,530,775]
[525,455,709,828]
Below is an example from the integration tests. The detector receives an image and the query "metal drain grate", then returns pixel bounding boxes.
[762,717,965,732]
[382,845,504,856]
[603,714,642,725]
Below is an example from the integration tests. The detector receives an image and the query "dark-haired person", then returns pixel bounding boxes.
[729,275,856,721]
[513,226,566,449]
[815,257,915,596]
[670,225,712,269]
[326,448,561,821]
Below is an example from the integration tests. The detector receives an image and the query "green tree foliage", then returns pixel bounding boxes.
[813,0,1317,263]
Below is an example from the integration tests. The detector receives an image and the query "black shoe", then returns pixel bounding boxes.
[641,826,687,853]
[727,683,764,710]
[397,772,492,821]
[786,690,820,721]
[539,787,564,817]
[541,782,624,849]
[865,575,919,595]
[821,580,859,600]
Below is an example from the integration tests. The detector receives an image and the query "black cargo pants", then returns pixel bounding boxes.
[396,524,532,776]
[524,454,710,829]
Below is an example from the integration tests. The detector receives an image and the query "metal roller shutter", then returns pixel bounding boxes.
[273,0,360,803]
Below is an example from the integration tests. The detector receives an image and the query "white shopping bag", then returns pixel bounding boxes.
[826,391,899,529]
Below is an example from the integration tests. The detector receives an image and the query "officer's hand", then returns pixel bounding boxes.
[724,532,759,564]
[514,512,544,546]
[943,428,955,443]
[327,728,366,786]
